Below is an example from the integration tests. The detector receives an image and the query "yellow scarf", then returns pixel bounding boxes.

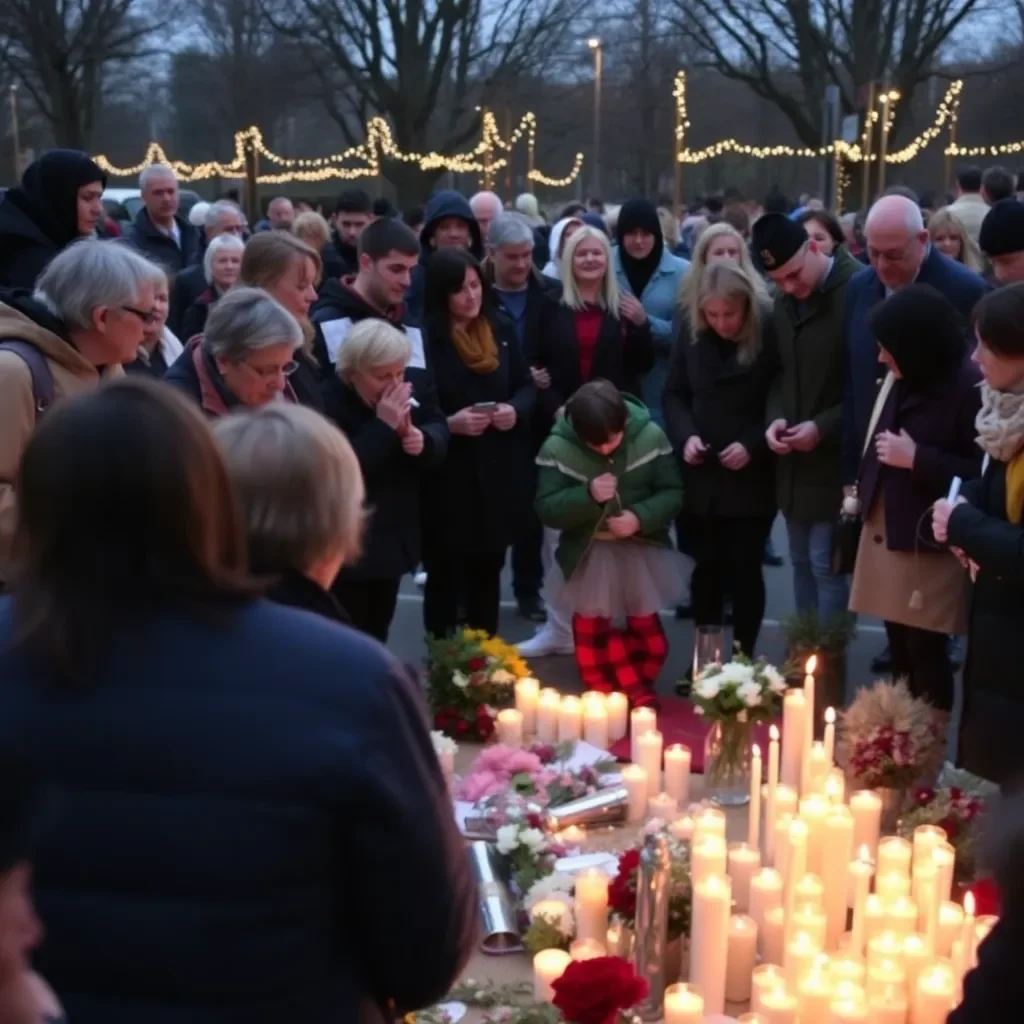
[1007,451,1024,524]
[451,317,499,374]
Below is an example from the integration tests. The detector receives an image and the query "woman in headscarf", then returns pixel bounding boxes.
[541,216,584,279]
[0,149,107,289]
[612,198,689,425]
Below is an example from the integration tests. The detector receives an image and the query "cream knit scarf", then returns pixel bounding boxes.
[975,381,1024,462]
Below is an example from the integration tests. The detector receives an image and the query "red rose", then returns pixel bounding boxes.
[468,657,486,671]
[969,877,1001,918]
[608,849,640,918]
[915,787,936,806]
[454,719,470,737]
[475,706,495,741]
[552,956,648,1024]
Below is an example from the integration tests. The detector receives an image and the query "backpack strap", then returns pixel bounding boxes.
[0,341,56,417]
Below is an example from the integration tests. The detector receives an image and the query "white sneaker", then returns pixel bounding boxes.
[414,571,427,588]
[518,626,575,658]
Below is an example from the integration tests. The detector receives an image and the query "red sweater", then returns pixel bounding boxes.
[574,307,603,381]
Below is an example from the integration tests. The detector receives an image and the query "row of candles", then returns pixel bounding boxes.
[501,678,633,750]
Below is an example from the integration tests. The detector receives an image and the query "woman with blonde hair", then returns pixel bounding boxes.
[658,206,686,257]
[929,206,985,273]
[663,260,780,656]
[321,317,448,641]
[679,222,770,328]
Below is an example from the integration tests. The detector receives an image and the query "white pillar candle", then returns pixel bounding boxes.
[728,842,762,913]
[689,873,731,1015]
[766,725,781,862]
[663,983,704,1024]
[821,806,854,951]
[569,936,606,961]
[864,895,888,946]
[536,688,560,743]
[692,833,727,889]
[932,842,955,903]
[901,933,929,996]
[582,698,609,750]
[749,868,784,956]
[958,891,977,980]
[912,825,947,869]
[849,791,882,862]
[936,900,964,958]
[636,729,663,800]
[760,984,799,1024]
[785,929,821,991]
[865,958,905,1003]
[799,793,830,878]
[738,1013,770,1023]
[557,695,582,743]
[751,963,787,1013]
[726,914,758,1003]
[775,784,799,823]
[694,805,727,839]
[784,820,809,947]
[496,708,524,748]
[867,986,908,1024]
[606,692,628,741]
[877,837,912,878]
[762,905,787,967]
[884,897,919,939]
[848,846,874,957]
[781,688,807,790]
[866,931,904,973]
[913,962,957,1024]
[664,743,691,806]
[823,706,836,764]
[622,764,648,824]
[792,903,828,948]
[574,869,608,943]
[669,814,694,842]
[533,948,571,1002]
[629,706,657,763]
[794,873,825,907]
[805,742,831,796]
[828,993,870,1022]
[774,814,792,891]
[802,656,818,793]
[912,858,939,950]
[515,677,539,735]
[876,872,911,904]
[647,792,678,821]
[825,767,846,805]
[749,742,763,848]
[828,958,867,989]
[797,968,834,1024]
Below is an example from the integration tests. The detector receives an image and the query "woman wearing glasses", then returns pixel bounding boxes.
[164,287,303,416]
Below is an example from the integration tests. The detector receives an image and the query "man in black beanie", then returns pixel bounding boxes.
[980,198,1024,284]
[753,212,861,637]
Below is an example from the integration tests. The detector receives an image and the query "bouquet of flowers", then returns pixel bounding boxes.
[689,654,787,723]
[899,785,987,882]
[522,873,577,954]
[426,628,531,741]
[838,680,943,791]
[552,956,647,1024]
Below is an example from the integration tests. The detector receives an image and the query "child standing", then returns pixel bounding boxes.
[536,380,684,707]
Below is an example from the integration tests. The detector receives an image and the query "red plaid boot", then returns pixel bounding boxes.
[624,613,668,708]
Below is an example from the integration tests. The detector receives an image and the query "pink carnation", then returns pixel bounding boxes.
[458,769,506,802]
[474,745,544,777]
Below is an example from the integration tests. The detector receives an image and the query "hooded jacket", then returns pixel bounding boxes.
[0,150,107,290]
[404,191,484,325]
[0,293,123,579]
[535,395,683,579]
[542,217,585,279]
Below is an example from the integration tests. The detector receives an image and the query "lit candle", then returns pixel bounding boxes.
[776,783,799,822]
[558,695,582,743]
[785,930,821,991]
[792,903,828,948]
[647,792,678,821]
[725,914,758,1003]
[760,984,799,1024]
[728,841,762,913]
[692,833,727,889]
[823,706,836,764]
[574,869,608,944]
[866,931,903,973]
[958,891,977,979]
[936,900,964,958]
[514,677,539,735]
[867,984,908,1024]
[738,1014,770,1023]
[877,837,912,879]
[784,820,809,946]
[795,873,825,907]
[558,824,587,845]
[933,842,955,903]
[805,742,831,796]
[884,897,919,938]
[750,743,763,848]
[828,957,866,988]
[749,868,784,956]
[533,947,571,1002]
[914,962,957,1024]
[766,725,781,862]
[821,806,854,951]
[669,814,694,842]
[762,905,787,967]
[848,846,874,957]
[876,872,912,904]
[622,764,648,824]
[912,825,947,869]
[799,793,830,878]
[751,963,786,1013]
[636,729,663,800]
[825,767,846,805]
[582,697,609,750]
[663,743,691,806]
[828,992,870,1023]
[694,805,727,839]
[864,895,888,947]
[797,966,834,1024]
[689,873,732,1015]
[802,655,818,794]
[865,958,905,1004]
[496,708,524,748]
[569,936,606,961]
[902,933,929,995]
[606,692,629,741]
[912,857,939,951]
[849,791,882,862]
[530,897,572,930]
[781,688,807,790]
[536,688,560,743]
[663,982,704,1024]
[630,706,657,763]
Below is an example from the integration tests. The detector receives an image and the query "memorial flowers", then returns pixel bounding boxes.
[899,785,987,882]
[551,956,647,1024]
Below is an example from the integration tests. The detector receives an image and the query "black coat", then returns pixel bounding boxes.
[662,312,780,519]
[322,369,449,579]
[267,567,352,625]
[857,359,982,552]
[422,313,535,558]
[169,264,208,338]
[527,303,654,429]
[180,288,216,343]
[0,596,477,1024]
[127,208,201,274]
[949,915,1024,1023]
[321,230,357,285]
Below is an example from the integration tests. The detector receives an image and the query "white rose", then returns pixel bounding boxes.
[452,670,470,690]
[520,828,547,853]
[525,873,576,910]
[694,677,722,701]
[719,662,755,687]
[496,825,520,854]
[431,731,457,756]
[490,669,515,685]
[763,665,787,695]
[531,896,574,937]
[738,681,763,708]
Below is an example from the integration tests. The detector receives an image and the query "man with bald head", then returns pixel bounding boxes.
[843,194,986,484]
[470,191,503,243]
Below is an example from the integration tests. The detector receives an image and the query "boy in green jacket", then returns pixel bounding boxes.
[536,379,684,707]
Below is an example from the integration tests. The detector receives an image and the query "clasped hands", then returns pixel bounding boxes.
[589,473,639,538]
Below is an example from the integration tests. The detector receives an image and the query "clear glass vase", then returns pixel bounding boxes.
[703,718,752,807]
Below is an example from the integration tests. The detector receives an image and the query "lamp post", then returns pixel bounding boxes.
[587,37,603,199]
[9,84,20,181]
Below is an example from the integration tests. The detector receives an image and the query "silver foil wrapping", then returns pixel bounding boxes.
[543,785,629,831]
[632,833,671,1021]
[468,841,523,954]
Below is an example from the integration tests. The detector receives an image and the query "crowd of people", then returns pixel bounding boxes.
[2,146,1024,1020]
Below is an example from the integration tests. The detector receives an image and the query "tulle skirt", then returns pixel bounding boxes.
[545,539,687,620]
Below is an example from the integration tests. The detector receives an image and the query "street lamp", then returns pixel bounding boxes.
[587,38,603,199]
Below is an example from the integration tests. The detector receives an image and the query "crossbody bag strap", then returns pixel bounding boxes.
[861,371,897,459]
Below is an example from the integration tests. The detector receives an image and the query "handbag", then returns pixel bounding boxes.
[830,371,896,574]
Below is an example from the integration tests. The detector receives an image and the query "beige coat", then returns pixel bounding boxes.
[948,193,989,244]
[0,302,122,581]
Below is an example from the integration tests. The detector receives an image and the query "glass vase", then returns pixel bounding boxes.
[703,718,752,807]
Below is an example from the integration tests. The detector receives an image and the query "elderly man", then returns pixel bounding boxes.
[128,164,200,273]
[469,190,503,243]
[981,198,1024,284]
[169,199,245,336]
[0,240,165,581]
[264,197,295,232]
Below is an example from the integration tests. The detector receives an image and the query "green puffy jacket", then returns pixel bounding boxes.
[535,395,684,580]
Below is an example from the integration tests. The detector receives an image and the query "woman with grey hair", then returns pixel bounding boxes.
[164,286,303,416]
[179,233,244,341]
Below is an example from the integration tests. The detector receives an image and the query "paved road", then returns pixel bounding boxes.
[387,519,892,703]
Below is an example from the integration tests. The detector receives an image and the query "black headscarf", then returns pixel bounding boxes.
[869,283,967,392]
[616,198,664,299]
[16,149,107,249]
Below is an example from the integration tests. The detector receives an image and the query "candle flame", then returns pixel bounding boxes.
[825,706,836,724]
[805,654,818,674]
[752,743,761,758]
[770,724,780,741]
[965,891,976,917]
[858,844,872,863]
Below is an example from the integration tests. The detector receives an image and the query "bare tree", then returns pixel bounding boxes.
[265,0,589,199]
[0,0,173,149]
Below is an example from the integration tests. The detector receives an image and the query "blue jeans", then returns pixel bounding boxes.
[786,519,849,622]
